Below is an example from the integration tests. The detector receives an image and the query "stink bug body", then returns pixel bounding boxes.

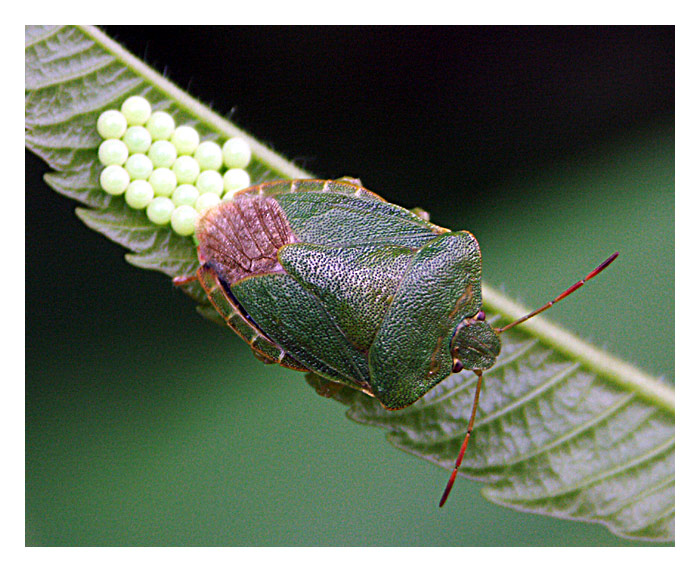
[174,178,617,506]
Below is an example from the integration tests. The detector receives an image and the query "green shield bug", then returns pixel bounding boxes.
[174,178,618,506]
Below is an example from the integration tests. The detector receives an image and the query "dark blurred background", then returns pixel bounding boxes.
[26,26,674,546]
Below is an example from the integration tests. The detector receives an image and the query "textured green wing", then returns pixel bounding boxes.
[277,191,444,248]
[279,242,415,352]
[369,231,483,409]
[230,273,372,393]
[236,179,446,249]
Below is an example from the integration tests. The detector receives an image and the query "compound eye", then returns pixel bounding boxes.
[452,358,464,373]
[476,310,486,321]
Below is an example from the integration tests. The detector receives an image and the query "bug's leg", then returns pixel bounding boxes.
[439,369,483,508]
[410,207,430,222]
[306,372,346,399]
[173,274,198,287]
[335,176,364,188]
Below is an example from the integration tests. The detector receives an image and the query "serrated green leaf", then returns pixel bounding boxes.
[25,25,674,542]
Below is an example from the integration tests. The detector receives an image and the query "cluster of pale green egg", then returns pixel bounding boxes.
[96,96,252,237]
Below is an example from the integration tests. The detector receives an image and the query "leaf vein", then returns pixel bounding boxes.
[480,392,636,469]
[24,25,62,48]
[493,435,675,503]
[26,73,144,127]
[601,474,675,518]
[28,54,115,90]
[477,362,582,428]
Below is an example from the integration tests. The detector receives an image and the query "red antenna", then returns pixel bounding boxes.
[439,251,619,507]
[439,369,483,507]
[496,252,619,335]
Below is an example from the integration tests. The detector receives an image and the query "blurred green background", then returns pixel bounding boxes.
[26,26,673,546]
